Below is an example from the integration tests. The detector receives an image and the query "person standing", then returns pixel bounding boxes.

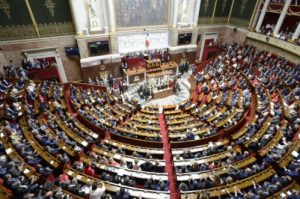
[108,74,114,90]
[89,181,105,199]
[119,81,124,94]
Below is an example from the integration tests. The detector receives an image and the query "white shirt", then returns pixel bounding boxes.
[89,186,105,199]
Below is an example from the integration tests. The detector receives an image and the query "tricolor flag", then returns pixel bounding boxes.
[145,32,150,48]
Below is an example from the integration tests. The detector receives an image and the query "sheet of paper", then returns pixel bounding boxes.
[67,170,74,175]
[5,148,12,154]
[291,151,299,157]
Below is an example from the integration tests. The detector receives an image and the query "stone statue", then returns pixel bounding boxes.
[181,0,188,22]
[88,0,97,17]
[87,0,102,32]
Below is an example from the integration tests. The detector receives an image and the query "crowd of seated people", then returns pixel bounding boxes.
[258,22,300,45]
[22,57,57,70]
[175,43,300,198]
[0,41,299,199]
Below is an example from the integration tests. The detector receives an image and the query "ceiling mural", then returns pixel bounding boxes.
[115,0,169,28]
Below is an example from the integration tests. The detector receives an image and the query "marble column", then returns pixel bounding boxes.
[251,0,263,29]
[273,0,292,36]
[193,0,201,27]
[292,22,300,40]
[107,0,116,33]
[255,0,270,32]
[69,0,89,35]
[172,0,179,28]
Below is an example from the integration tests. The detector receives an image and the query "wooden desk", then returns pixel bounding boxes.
[124,67,146,84]
[65,168,170,199]
[181,167,275,198]
[152,88,173,99]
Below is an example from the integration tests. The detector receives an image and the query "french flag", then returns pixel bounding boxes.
[145,32,150,48]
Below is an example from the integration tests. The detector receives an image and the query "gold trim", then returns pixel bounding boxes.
[199,17,212,24]
[24,0,40,37]
[211,0,218,24]
[213,17,229,24]
[38,22,75,36]
[229,18,249,27]
[227,0,235,24]
[0,24,36,41]
[249,0,260,29]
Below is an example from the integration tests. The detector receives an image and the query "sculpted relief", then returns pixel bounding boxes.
[87,0,101,32]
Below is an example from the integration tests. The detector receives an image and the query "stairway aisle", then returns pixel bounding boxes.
[159,114,180,199]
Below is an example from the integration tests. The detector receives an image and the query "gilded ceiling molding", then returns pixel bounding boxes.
[38,22,75,36]
[44,0,56,17]
[0,0,11,19]
[199,17,211,24]
[230,18,248,27]
[213,17,228,24]
[0,24,36,40]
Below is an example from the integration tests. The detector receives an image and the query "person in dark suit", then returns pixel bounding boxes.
[115,187,130,199]
[108,74,114,90]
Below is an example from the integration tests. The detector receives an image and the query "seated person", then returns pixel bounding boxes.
[115,187,130,199]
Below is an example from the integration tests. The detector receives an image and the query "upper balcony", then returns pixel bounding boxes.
[247,31,300,57]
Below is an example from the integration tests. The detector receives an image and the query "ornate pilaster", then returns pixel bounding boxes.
[172,0,179,28]
[107,0,116,33]
[110,33,118,54]
[68,0,89,35]
[193,0,201,27]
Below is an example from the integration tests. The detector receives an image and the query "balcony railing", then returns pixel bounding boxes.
[247,31,300,56]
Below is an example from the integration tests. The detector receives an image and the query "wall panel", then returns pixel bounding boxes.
[0,0,35,40]
[229,0,258,27]
[28,0,75,36]
[213,0,232,24]
[198,0,216,24]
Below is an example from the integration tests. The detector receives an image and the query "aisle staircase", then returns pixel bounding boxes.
[159,113,180,199]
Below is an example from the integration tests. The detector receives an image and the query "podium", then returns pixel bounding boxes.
[124,61,178,85]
